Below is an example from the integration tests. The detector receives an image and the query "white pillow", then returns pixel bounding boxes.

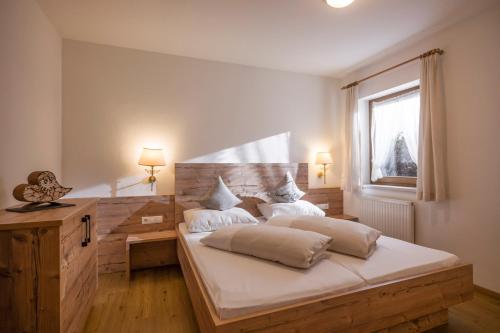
[267,171,305,203]
[184,207,259,233]
[257,200,326,219]
[199,176,242,210]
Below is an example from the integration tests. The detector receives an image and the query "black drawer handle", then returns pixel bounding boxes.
[85,215,91,243]
[81,215,91,247]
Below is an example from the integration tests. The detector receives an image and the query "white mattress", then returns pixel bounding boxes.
[179,223,365,319]
[329,235,460,284]
[179,223,460,320]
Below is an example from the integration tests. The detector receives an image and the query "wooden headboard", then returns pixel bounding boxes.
[175,163,308,223]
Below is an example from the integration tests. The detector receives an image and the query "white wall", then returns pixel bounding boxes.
[62,40,342,197]
[341,5,500,292]
[0,0,62,209]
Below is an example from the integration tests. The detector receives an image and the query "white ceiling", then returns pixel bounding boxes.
[36,0,497,77]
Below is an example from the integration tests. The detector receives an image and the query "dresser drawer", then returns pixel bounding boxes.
[60,205,98,333]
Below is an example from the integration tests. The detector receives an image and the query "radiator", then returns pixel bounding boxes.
[360,196,415,243]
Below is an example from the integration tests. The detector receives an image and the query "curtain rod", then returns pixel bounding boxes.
[341,48,444,90]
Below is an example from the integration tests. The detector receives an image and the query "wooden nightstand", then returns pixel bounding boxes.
[329,214,359,222]
[126,230,178,281]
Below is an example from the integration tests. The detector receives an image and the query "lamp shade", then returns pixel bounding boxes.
[325,0,355,8]
[315,152,333,165]
[138,148,166,166]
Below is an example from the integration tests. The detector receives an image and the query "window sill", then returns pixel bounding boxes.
[362,184,416,193]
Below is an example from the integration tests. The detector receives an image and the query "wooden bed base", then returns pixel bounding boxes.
[173,163,473,332]
[177,232,473,333]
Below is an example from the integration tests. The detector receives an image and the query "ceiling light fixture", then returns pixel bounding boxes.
[325,0,355,8]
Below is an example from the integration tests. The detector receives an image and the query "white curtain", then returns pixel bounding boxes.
[371,92,420,181]
[403,95,420,164]
[341,85,361,192]
[417,53,447,201]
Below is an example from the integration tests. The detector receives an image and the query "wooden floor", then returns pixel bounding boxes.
[84,266,500,333]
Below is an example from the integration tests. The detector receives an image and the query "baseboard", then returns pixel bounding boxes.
[474,284,500,300]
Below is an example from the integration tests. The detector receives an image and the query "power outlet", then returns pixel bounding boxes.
[142,215,163,224]
[316,203,329,210]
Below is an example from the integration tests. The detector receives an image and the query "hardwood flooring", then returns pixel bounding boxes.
[83,266,199,333]
[84,266,500,333]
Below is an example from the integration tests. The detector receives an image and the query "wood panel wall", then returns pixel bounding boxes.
[175,163,308,223]
[97,189,342,274]
[97,196,175,273]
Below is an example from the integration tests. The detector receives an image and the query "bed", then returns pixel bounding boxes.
[175,163,473,333]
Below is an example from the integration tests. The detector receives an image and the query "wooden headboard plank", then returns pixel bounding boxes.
[175,163,308,223]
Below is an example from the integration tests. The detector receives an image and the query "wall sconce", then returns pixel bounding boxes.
[138,148,166,191]
[316,152,333,184]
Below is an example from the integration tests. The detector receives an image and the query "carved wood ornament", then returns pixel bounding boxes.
[13,171,72,203]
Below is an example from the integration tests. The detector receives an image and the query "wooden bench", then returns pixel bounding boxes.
[125,230,178,281]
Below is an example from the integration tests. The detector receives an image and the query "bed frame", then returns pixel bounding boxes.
[175,163,473,333]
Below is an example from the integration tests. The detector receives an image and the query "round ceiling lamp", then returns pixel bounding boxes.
[325,0,355,8]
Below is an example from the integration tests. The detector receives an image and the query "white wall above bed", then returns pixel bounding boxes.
[62,40,343,197]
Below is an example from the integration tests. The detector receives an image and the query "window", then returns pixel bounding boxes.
[369,86,419,187]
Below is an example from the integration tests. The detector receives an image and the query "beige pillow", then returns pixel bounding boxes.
[267,215,382,259]
[200,224,332,269]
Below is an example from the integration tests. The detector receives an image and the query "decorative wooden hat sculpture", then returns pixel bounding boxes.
[7,171,75,213]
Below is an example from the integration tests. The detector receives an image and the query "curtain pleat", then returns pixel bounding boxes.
[417,54,447,201]
[341,86,360,192]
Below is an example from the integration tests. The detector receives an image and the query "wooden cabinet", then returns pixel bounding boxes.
[0,198,98,333]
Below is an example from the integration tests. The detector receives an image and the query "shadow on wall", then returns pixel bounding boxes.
[68,175,149,198]
[68,132,292,198]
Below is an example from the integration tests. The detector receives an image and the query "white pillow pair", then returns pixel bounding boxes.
[187,171,321,233]
[184,199,326,233]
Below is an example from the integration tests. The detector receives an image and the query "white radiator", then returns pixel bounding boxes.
[360,196,415,243]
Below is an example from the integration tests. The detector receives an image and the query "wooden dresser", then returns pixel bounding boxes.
[0,198,98,333]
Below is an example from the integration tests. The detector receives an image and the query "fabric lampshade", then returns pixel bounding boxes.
[315,152,333,165]
[138,148,166,166]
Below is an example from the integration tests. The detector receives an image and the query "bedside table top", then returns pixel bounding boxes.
[329,214,359,221]
[126,230,177,245]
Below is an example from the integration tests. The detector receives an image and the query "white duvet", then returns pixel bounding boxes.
[179,223,364,319]
[329,235,459,284]
[179,223,460,319]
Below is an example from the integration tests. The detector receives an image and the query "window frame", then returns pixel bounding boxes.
[368,85,420,188]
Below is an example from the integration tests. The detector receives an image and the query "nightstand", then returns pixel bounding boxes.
[329,214,359,222]
[125,230,178,281]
